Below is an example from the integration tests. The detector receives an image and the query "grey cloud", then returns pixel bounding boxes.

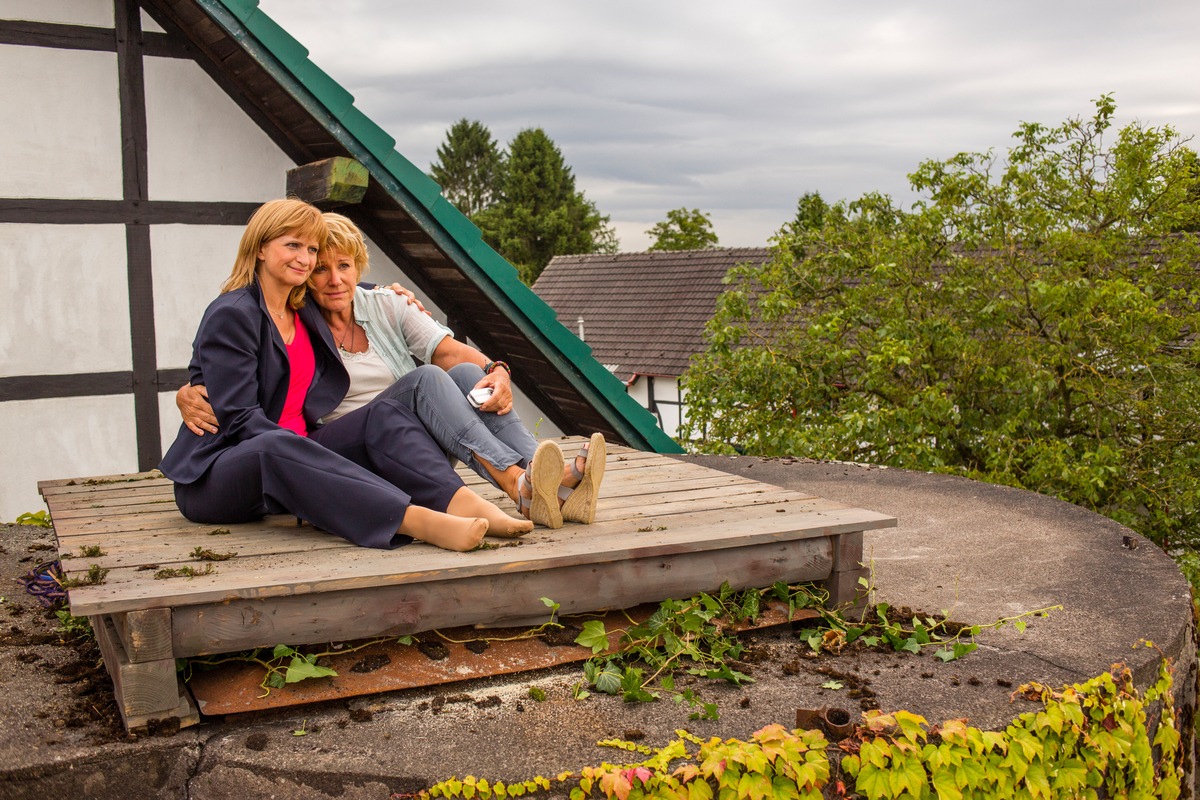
[259,0,1200,249]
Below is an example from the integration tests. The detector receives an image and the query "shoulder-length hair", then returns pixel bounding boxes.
[221,199,328,310]
[321,212,371,279]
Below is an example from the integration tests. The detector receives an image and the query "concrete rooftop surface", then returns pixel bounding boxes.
[1,454,1194,799]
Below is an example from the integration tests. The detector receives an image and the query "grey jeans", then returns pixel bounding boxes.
[371,363,539,489]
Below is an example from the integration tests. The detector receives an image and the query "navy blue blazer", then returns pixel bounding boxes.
[159,283,350,485]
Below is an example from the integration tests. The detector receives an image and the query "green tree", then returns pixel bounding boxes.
[646,208,719,251]
[682,96,1200,548]
[786,191,834,234]
[429,119,503,218]
[477,128,617,284]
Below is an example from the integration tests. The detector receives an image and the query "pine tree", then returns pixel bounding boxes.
[477,128,617,284]
[429,119,503,218]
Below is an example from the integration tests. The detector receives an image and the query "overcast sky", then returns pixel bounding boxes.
[257,1,1200,251]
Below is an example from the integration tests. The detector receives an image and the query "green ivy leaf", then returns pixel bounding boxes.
[284,655,337,684]
[931,765,963,800]
[1051,757,1088,792]
[593,663,623,695]
[574,620,609,654]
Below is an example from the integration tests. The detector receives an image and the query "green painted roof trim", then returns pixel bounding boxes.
[203,0,682,453]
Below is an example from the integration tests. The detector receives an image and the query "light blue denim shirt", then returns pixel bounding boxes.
[353,286,453,379]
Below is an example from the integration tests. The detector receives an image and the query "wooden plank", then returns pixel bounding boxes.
[74,493,878,578]
[286,156,369,207]
[59,507,868,613]
[50,478,825,560]
[40,471,165,493]
[170,536,835,657]
[64,504,893,617]
[40,481,174,505]
[53,488,841,564]
[111,608,174,663]
[91,614,182,720]
[45,468,762,529]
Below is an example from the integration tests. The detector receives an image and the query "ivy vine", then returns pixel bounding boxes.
[412,650,1183,799]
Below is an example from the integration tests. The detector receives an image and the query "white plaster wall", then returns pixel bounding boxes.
[624,375,688,438]
[0,395,137,521]
[158,389,187,457]
[511,389,563,440]
[656,376,683,439]
[626,377,649,406]
[0,223,130,376]
[140,8,164,33]
[0,45,122,199]
[0,0,111,27]
[151,224,247,371]
[143,57,293,202]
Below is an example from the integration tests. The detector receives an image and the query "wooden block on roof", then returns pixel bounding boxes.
[286,156,368,207]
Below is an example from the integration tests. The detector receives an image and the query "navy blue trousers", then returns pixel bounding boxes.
[174,401,463,549]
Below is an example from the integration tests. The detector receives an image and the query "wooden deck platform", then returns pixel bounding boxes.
[38,438,895,731]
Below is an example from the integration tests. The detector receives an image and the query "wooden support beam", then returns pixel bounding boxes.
[286,157,369,207]
[112,607,174,663]
[820,530,869,615]
[92,614,198,730]
[170,537,836,656]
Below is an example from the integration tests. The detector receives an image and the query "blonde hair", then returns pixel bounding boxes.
[320,212,371,280]
[221,198,328,310]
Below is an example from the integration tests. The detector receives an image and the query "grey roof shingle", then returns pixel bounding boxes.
[533,248,771,382]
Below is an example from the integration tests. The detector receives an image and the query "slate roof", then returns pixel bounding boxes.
[144,0,679,453]
[533,248,772,383]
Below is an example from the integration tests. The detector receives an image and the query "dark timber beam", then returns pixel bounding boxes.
[287,157,369,208]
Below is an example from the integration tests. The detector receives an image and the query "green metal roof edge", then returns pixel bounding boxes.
[203,0,682,453]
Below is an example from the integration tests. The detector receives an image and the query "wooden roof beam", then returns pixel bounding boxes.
[287,156,369,208]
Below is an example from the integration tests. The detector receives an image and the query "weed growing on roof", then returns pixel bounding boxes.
[574,581,1054,721]
[61,564,108,588]
[190,546,235,561]
[14,511,51,527]
[154,564,215,580]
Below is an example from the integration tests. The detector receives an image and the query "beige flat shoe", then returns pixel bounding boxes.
[561,433,606,524]
[517,439,565,529]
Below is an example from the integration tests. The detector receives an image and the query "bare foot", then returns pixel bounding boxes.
[400,505,488,551]
[448,487,533,539]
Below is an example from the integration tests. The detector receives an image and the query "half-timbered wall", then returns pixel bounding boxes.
[626,376,687,440]
[0,0,558,520]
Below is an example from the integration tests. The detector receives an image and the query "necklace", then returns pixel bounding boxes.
[268,306,288,320]
[338,320,356,352]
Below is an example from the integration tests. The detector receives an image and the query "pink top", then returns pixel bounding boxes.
[278,314,315,436]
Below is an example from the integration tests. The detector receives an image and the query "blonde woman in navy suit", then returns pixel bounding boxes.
[159,199,530,551]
